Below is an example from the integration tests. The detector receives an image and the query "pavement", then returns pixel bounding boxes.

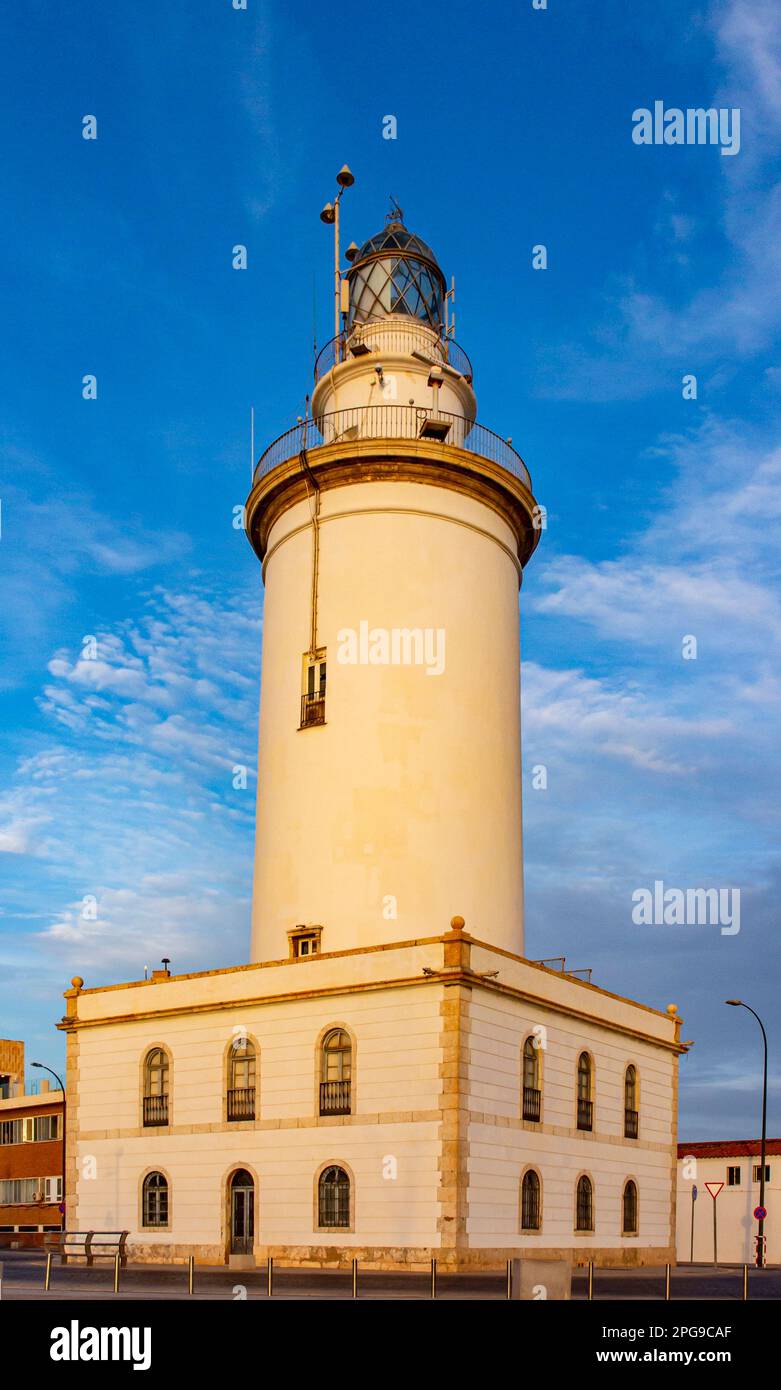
[1,1250,779,1300]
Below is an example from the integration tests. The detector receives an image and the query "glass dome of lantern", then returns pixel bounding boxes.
[346,200,446,332]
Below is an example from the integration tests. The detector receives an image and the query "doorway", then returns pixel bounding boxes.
[230,1169,255,1256]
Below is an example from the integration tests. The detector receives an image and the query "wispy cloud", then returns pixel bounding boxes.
[0,588,261,1008]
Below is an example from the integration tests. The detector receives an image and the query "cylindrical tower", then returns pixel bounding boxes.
[246,208,540,964]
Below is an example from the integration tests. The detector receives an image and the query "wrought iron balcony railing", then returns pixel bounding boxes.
[624,1107,639,1139]
[254,406,531,491]
[227,1087,256,1122]
[300,693,326,728]
[522,1085,541,1122]
[143,1094,169,1127]
[319,1080,351,1116]
[576,1097,593,1132]
[314,329,473,384]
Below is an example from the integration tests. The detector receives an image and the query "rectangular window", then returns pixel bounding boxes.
[44,1176,63,1202]
[753,1164,770,1183]
[26,1114,60,1142]
[0,1178,41,1204]
[300,650,327,728]
[288,925,323,960]
[0,1118,23,1145]
[727,1166,741,1186]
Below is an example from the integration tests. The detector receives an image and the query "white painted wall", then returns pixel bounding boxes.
[676,1153,778,1264]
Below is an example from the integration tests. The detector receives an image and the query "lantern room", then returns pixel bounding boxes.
[346,204,446,331]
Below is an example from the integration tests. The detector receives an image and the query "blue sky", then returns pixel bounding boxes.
[1,0,779,1139]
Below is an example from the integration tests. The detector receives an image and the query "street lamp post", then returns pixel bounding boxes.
[320,165,355,365]
[31,1062,66,1230]
[725,1000,768,1268]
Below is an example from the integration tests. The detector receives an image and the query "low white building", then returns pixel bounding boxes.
[676,1140,779,1264]
[62,927,683,1269]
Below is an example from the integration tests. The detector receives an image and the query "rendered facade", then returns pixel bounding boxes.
[676,1140,779,1265]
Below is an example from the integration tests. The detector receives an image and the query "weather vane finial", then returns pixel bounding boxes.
[386,196,404,225]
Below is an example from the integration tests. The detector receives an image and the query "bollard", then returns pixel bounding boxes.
[506,1259,512,1300]
[665,1264,671,1301]
[743,1264,748,1300]
[587,1261,594,1301]
[352,1257,358,1299]
[188,1255,194,1295]
[44,1252,52,1292]
[431,1257,437,1299]
[113,1251,120,1294]
[267,1256,273,1297]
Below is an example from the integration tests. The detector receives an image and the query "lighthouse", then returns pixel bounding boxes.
[63,179,684,1277]
[246,198,541,964]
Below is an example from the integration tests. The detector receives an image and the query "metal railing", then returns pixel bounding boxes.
[319,1080,351,1116]
[254,406,530,490]
[576,1098,593,1132]
[624,1108,639,1139]
[314,329,473,384]
[227,1087,256,1121]
[522,1086,541,1122]
[300,693,326,728]
[142,1094,168,1127]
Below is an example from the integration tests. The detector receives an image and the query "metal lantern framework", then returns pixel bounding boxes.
[346,216,446,331]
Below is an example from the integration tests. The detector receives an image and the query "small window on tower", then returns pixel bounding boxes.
[288,925,323,960]
[300,650,326,729]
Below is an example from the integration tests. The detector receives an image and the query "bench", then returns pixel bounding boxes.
[44,1230,129,1267]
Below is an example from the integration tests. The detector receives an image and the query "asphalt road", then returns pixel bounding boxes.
[1,1250,779,1300]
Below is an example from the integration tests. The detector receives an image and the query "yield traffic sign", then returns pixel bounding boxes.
[705,1182,724,1199]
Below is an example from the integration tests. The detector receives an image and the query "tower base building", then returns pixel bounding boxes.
[61,200,685,1272]
[61,923,683,1270]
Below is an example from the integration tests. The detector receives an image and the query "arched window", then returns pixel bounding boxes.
[522,1037,541,1121]
[576,1175,594,1231]
[320,1029,352,1115]
[623,1179,638,1234]
[142,1172,168,1228]
[143,1049,169,1126]
[624,1065,638,1138]
[521,1169,541,1231]
[576,1052,593,1131]
[228,1038,257,1121]
[318,1165,350,1229]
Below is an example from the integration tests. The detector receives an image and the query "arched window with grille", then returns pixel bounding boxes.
[622,1179,638,1234]
[576,1175,594,1231]
[227,1038,257,1121]
[319,1029,352,1115]
[142,1171,169,1228]
[318,1165,351,1229]
[521,1169,541,1231]
[143,1048,169,1127]
[576,1052,593,1131]
[522,1037,541,1122]
[624,1065,638,1139]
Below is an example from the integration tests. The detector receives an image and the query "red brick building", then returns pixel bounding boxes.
[0,1039,64,1248]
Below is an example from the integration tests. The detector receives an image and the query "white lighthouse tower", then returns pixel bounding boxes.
[246,198,541,964]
